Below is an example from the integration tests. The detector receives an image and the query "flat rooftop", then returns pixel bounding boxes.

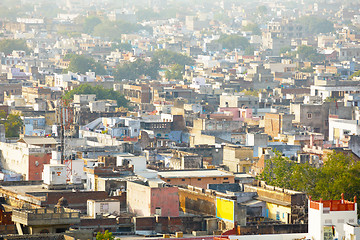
[158,169,233,179]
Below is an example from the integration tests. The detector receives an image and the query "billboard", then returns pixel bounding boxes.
[216,197,235,222]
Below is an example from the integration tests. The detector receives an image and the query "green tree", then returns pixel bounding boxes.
[96,230,114,240]
[114,58,159,81]
[136,8,161,21]
[260,151,295,189]
[312,152,360,200]
[0,111,23,138]
[0,39,30,55]
[296,45,324,62]
[216,34,251,51]
[243,23,262,35]
[63,84,129,108]
[66,54,107,75]
[165,64,184,80]
[259,151,360,201]
[152,50,194,66]
[83,16,102,34]
[280,46,291,54]
[111,42,132,51]
[296,16,334,34]
[93,20,152,39]
[350,70,360,79]
[257,5,268,16]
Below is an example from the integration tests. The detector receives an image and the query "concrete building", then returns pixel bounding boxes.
[0,137,57,180]
[220,94,259,109]
[244,182,307,224]
[264,113,294,139]
[126,181,179,217]
[122,84,152,104]
[290,102,352,139]
[12,207,80,234]
[329,118,360,143]
[87,199,121,218]
[308,195,358,240]
[23,116,46,136]
[80,117,140,139]
[222,145,253,173]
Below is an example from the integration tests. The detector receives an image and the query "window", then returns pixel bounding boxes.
[307,113,312,119]
[224,177,228,180]
[100,203,109,213]
[167,179,171,182]
[197,178,201,181]
[276,211,280,221]
[325,219,332,224]
[213,178,216,180]
[182,179,185,182]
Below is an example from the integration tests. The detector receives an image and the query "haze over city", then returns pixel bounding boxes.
[0,0,358,239]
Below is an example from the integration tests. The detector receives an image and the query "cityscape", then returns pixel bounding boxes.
[0,0,359,239]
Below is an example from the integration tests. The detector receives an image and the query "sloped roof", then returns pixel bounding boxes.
[18,137,58,145]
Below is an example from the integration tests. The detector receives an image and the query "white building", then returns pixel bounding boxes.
[308,195,358,240]
[87,199,121,218]
[42,164,66,186]
[328,118,360,143]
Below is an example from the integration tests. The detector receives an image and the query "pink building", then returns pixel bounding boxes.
[127,181,179,217]
[218,107,254,121]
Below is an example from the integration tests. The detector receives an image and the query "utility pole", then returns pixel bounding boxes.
[59,102,65,165]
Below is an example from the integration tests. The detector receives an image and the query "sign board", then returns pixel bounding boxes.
[216,197,235,223]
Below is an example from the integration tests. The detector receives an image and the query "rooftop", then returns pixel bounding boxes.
[158,169,233,179]
[18,136,58,145]
[309,194,356,211]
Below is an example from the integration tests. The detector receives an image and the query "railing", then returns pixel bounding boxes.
[13,207,80,220]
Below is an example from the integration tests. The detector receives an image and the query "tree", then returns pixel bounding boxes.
[0,39,30,55]
[165,64,184,80]
[83,16,102,34]
[96,230,114,240]
[280,46,292,54]
[260,151,295,189]
[66,54,107,75]
[111,41,132,51]
[257,5,267,16]
[152,50,194,66]
[243,23,262,35]
[350,70,360,79]
[136,8,160,21]
[114,58,159,81]
[63,84,129,108]
[259,151,360,201]
[296,45,324,62]
[216,35,251,51]
[296,16,334,34]
[0,111,23,138]
[312,152,360,200]
[92,20,152,39]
